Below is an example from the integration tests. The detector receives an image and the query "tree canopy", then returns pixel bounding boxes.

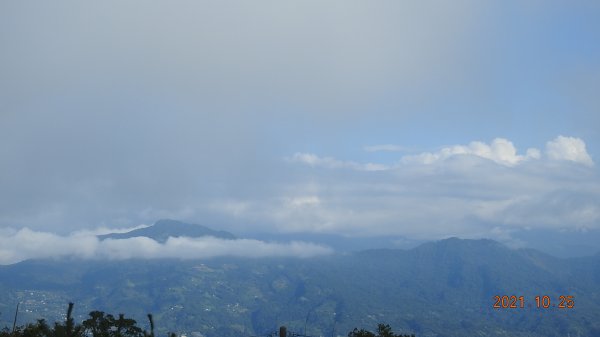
[1,304,154,337]
[348,323,415,337]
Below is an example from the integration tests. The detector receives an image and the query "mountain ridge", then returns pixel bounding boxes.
[1,236,599,337]
[97,219,236,243]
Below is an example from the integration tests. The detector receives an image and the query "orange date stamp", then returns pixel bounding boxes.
[493,295,574,309]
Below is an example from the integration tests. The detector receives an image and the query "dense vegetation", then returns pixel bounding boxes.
[2,303,413,337]
[348,324,414,337]
[0,303,165,337]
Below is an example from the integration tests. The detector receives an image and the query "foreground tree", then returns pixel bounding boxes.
[52,303,83,337]
[82,311,143,337]
[348,323,415,337]
[3,303,153,337]
[4,303,84,337]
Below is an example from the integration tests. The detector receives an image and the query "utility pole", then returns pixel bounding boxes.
[330,313,336,337]
[12,302,20,335]
[304,310,311,336]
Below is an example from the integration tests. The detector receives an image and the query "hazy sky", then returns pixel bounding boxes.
[1,1,599,257]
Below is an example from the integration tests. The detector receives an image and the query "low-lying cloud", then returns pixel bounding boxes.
[0,228,333,265]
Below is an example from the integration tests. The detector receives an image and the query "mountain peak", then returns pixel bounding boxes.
[98,219,236,243]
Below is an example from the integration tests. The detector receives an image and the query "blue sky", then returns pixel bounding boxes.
[0,1,599,260]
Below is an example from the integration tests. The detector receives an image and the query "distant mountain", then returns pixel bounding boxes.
[1,238,599,337]
[97,219,236,243]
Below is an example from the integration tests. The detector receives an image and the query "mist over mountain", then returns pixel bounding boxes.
[97,219,420,252]
[244,231,425,253]
[0,221,332,265]
[97,219,236,243]
[1,237,599,337]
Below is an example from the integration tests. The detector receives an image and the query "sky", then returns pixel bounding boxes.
[1,1,599,262]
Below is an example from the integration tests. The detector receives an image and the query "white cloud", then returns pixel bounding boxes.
[526,148,541,159]
[400,136,592,167]
[288,152,389,171]
[363,144,411,152]
[401,138,539,166]
[546,135,594,166]
[0,228,98,264]
[71,224,150,236]
[294,137,593,172]
[286,196,321,208]
[223,136,600,244]
[0,229,333,265]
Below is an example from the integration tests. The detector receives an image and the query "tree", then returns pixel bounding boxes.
[7,304,84,337]
[51,303,83,337]
[2,304,153,337]
[142,314,153,337]
[21,320,51,337]
[82,311,114,337]
[348,323,415,337]
[82,311,142,337]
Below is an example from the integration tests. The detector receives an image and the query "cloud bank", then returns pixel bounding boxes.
[404,135,594,167]
[288,153,389,171]
[293,136,593,169]
[215,136,599,246]
[0,228,333,265]
[401,138,541,166]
